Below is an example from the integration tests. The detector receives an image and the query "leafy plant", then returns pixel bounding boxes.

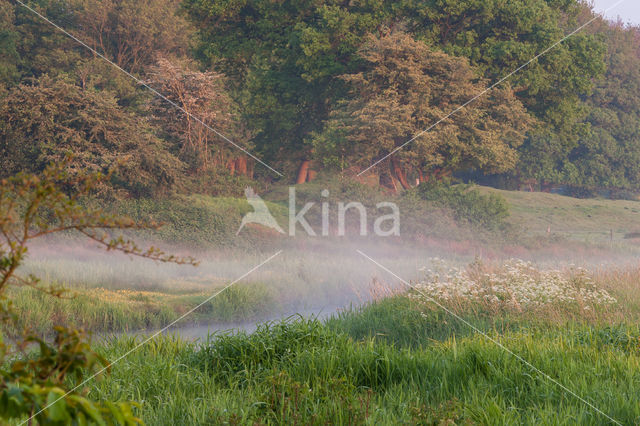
[410,180,510,230]
[313,31,531,187]
[0,159,196,424]
[146,57,252,175]
[0,76,183,198]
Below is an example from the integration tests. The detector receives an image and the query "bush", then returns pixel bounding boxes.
[0,161,197,425]
[565,185,598,199]
[410,180,510,230]
[182,169,260,198]
[609,189,640,201]
[0,77,184,198]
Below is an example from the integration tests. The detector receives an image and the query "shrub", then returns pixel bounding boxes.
[410,179,510,230]
[565,185,598,199]
[0,161,195,425]
[0,77,184,198]
[609,189,640,201]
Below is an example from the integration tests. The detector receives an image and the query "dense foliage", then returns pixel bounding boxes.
[0,76,182,197]
[573,21,640,189]
[313,31,531,187]
[410,179,510,230]
[1,0,640,194]
[0,161,195,424]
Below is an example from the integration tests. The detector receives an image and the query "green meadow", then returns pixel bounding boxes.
[85,289,640,425]
[8,237,640,425]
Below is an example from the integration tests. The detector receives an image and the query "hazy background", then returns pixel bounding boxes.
[593,0,640,24]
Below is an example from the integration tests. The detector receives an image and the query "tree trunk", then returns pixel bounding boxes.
[391,157,410,190]
[247,160,254,179]
[235,156,248,176]
[227,159,236,176]
[379,170,396,192]
[307,169,317,181]
[418,168,427,184]
[390,175,400,193]
[430,168,450,181]
[296,160,310,184]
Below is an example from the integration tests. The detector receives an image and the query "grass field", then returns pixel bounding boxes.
[112,181,640,252]
[84,319,640,425]
[7,187,640,425]
[80,266,640,425]
[10,243,443,336]
[9,189,640,335]
[7,256,638,425]
[481,187,640,244]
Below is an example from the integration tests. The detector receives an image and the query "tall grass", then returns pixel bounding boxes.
[7,282,280,335]
[85,305,640,425]
[77,259,640,424]
[12,243,447,335]
[7,256,640,424]
[12,252,640,338]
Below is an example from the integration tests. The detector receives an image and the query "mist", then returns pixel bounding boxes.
[19,228,640,340]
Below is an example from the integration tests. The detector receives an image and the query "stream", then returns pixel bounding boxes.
[96,303,349,344]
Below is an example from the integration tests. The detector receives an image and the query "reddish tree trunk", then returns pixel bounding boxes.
[307,169,317,181]
[296,160,310,184]
[227,159,236,176]
[391,157,410,190]
[418,169,427,184]
[390,176,400,193]
[235,156,248,176]
[430,168,451,181]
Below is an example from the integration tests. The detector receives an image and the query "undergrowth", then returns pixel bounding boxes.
[84,296,640,425]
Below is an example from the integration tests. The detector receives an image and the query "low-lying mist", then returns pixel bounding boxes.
[21,231,640,331]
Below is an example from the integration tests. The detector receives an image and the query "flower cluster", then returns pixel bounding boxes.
[412,258,616,311]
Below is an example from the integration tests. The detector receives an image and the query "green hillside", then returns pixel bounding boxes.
[482,187,640,242]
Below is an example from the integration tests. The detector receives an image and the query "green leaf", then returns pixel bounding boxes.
[46,389,70,422]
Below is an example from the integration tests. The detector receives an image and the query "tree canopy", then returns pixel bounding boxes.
[0,76,183,197]
[1,0,640,194]
[313,32,531,189]
[571,21,640,189]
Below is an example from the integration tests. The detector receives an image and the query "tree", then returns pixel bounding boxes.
[0,76,184,197]
[568,20,640,190]
[183,0,395,177]
[1,0,193,95]
[2,0,83,83]
[146,57,252,175]
[0,0,19,85]
[72,0,193,73]
[313,32,532,190]
[0,160,197,424]
[400,0,606,170]
[183,0,604,183]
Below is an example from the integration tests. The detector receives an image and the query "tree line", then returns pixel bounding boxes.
[1,0,640,196]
